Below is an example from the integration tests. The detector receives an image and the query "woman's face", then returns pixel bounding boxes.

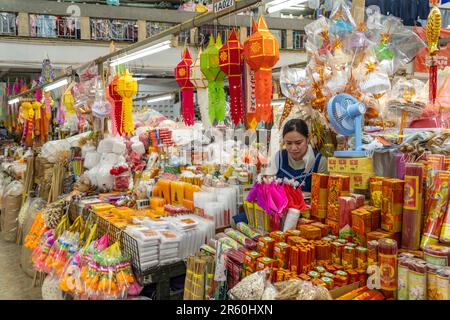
[283,131,308,161]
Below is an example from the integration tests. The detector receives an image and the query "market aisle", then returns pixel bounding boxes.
[0,237,42,300]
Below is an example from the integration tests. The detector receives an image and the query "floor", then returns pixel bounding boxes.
[0,237,42,300]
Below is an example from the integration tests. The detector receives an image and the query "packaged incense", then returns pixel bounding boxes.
[378,238,398,293]
[407,260,427,300]
[402,163,424,250]
[369,176,385,208]
[327,175,350,222]
[381,179,404,233]
[397,257,410,300]
[338,196,357,229]
[311,173,329,220]
[421,171,450,248]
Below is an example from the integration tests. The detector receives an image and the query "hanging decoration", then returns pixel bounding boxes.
[243,16,279,124]
[33,100,42,144]
[426,3,442,105]
[219,28,244,126]
[108,75,123,136]
[245,18,259,130]
[175,48,195,126]
[92,79,111,134]
[62,81,78,132]
[21,101,34,147]
[117,69,137,136]
[191,48,211,128]
[39,58,55,86]
[201,34,226,124]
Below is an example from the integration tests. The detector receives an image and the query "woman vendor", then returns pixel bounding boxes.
[265,118,327,192]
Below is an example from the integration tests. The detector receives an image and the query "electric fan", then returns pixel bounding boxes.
[327,93,367,158]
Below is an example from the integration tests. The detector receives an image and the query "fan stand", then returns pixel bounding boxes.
[334,103,367,158]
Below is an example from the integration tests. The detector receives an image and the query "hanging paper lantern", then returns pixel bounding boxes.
[108,75,123,136]
[243,16,280,124]
[21,101,34,146]
[191,48,211,128]
[175,48,195,126]
[117,70,137,136]
[219,28,244,126]
[201,34,226,124]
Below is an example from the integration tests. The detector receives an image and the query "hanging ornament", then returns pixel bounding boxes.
[175,48,195,126]
[40,58,55,85]
[219,28,244,126]
[63,82,78,133]
[245,18,259,130]
[39,92,53,144]
[107,75,123,136]
[243,16,279,124]
[92,79,111,134]
[278,98,295,128]
[426,3,442,105]
[117,69,137,136]
[33,100,42,144]
[201,34,226,124]
[191,48,211,128]
[21,101,34,146]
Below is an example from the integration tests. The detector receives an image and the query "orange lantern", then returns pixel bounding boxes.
[175,48,195,126]
[219,28,244,126]
[243,16,279,124]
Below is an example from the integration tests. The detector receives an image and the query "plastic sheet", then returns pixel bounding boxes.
[0,180,24,242]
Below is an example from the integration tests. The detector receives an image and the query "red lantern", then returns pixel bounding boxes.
[243,16,279,124]
[219,28,244,126]
[175,48,194,126]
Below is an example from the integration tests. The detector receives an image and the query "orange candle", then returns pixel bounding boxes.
[157,179,171,204]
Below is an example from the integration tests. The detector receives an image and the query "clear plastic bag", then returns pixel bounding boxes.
[280,66,309,104]
[228,270,267,300]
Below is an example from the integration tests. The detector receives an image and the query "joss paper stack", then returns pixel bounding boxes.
[326,175,350,234]
[311,173,329,221]
[402,163,424,250]
[381,179,404,233]
[369,176,385,208]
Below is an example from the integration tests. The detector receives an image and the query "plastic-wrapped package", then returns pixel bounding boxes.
[228,270,266,300]
[1,180,24,242]
[97,137,115,154]
[81,143,96,158]
[305,16,333,57]
[100,153,119,166]
[40,139,71,163]
[84,151,101,170]
[131,141,145,155]
[42,275,64,300]
[329,0,356,35]
[112,139,126,154]
[97,165,114,191]
[280,66,309,104]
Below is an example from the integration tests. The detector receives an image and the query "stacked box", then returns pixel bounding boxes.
[381,179,405,233]
[329,157,375,194]
[311,173,329,221]
[351,208,372,246]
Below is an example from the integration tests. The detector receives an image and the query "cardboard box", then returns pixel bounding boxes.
[381,179,404,232]
[350,173,373,190]
[338,158,349,173]
[326,218,340,236]
[348,158,374,174]
[328,157,338,172]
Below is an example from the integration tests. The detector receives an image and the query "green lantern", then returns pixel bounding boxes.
[200,34,226,123]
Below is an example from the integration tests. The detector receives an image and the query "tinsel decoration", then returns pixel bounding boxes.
[243,16,279,124]
[117,69,137,136]
[201,34,226,124]
[426,4,442,105]
[175,48,195,126]
[219,28,244,126]
[21,101,34,146]
[107,75,123,136]
[191,48,211,128]
[278,98,295,128]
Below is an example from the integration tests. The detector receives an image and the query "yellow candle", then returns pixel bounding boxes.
[157,179,171,204]
[171,181,186,205]
[184,184,200,201]
[150,197,166,210]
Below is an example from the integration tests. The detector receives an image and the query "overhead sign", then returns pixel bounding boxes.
[213,0,235,13]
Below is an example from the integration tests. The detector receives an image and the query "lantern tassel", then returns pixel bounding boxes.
[229,76,244,125]
[208,81,217,123]
[255,69,273,123]
[197,88,211,128]
[216,80,226,122]
[182,88,195,126]
[429,64,438,105]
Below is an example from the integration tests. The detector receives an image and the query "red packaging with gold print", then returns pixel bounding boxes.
[327,175,350,221]
[311,173,329,220]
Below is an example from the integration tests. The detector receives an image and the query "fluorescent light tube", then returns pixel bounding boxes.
[44,78,69,92]
[110,41,172,67]
[147,94,173,104]
[8,98,19,105]
[266,0,308,13]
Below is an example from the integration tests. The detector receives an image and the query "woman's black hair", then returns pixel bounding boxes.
[282,118,309,138]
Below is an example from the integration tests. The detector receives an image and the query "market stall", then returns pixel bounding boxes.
[2,0,450,301]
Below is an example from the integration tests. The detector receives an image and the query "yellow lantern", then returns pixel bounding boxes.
[117,69,137,136]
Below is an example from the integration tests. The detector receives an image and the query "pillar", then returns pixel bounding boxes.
[137,20,147,42]
[17,12,29,37]
[80,16,91,40]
